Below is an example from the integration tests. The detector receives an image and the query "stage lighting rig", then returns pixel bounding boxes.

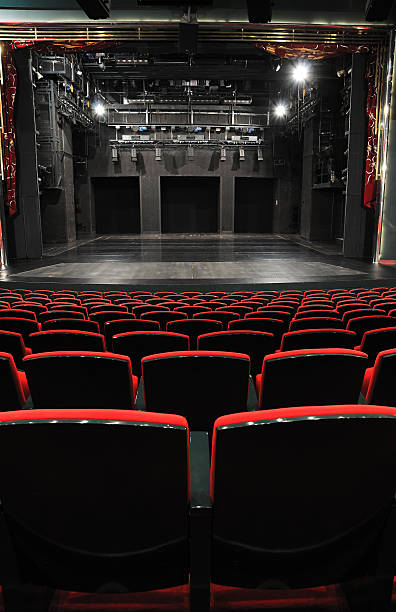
[93,102,106,117]
[292,62,310,83]
[274,103,288,118]
[77,0,111,19]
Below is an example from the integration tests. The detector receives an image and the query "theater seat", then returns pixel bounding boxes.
[89,311,135,333]
[0,309,37,321]
[207,405,396,611]
[346,315,396,343]
[0,408,205,610]
[0,331,32,370]
[41,319,100,334]
[0,352,30,410]
[141,351,250,431]
[364,349,396,405]
[167,319,222,349]
[104,319,160,349]
[29,331,106,354]
[255,348,367,410]
[23,352,138,410]
[228,318,286,343]
[39,311,85,324]
[289,317,344,332]
[246,310,292,324]
[193,311,240,328]
[112,331,190,377]
[280,329,357,352]
[48,304,88,317]
[10,302,47,316]
[355,327,396,366]
[197,330,275,376]
[141,310,188,330]
[293,310,340,320]
[0,318,40,346]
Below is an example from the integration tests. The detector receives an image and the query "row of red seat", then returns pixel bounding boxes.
[0,404,395,611]
[2,345,395,428]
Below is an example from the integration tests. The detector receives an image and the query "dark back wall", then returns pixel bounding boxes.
[75,126,275,236]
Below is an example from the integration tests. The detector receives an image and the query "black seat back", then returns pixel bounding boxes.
[211,405,396,588]
[0,409,189,592]
[112,331,190,377]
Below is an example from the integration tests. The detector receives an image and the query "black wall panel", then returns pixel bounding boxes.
[234,177,273,233]
[161,177,219,233]
[92,177,141,234]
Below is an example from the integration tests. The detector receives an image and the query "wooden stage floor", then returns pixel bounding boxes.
[1,234,396,291]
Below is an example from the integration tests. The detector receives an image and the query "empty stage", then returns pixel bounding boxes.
[2,234,395,289]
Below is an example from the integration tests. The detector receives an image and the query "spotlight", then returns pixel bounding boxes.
[274,103,288,118]
[271,57,282,72]
[220,148,226,162]
[292,62,309,83]
[93,103,106,117]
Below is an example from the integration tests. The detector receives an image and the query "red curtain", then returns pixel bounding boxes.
[0,40,123,215]
[1,43,17,215]
[256,42,378,209]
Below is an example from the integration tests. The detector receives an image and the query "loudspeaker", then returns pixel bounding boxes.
[365,0,393,21]
[179,23,198,54]
[247,0,272,23]
[77,0,110,19]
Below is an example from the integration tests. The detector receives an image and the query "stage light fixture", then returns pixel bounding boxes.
[274,103,288,118]
[220,148,226,162]
[271,57,282,72]
[155,147,162,161]
[131,148,138,162]
[93,103,106,117]
[257,148,263,161]
[292,62,309,83]
[239,148,245,161]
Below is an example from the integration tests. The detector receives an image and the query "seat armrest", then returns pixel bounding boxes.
[133,377,146,411]
[190,431,211,510]
[246,375,259,411]
[22,396,34,410]
[189,431,211,612]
